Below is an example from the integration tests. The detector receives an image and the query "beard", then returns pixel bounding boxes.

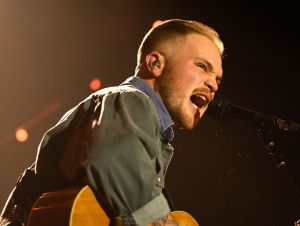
[155,65,199,129]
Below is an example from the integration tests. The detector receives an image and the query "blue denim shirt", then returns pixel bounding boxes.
[121,76,174,143]
[0,76,177,226]
[34,76,175,226]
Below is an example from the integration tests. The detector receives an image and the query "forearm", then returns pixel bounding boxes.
[148,213,178,226]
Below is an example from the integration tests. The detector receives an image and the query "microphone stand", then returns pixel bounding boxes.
[255,118,300,207]
[208,100,300,223]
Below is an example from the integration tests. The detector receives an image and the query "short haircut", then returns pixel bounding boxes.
[136,19,224,68]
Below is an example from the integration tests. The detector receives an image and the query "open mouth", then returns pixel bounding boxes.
[190,94,208,108]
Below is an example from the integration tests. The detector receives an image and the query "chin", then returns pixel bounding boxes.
[171,105,201,129]
[177,117,199,130]
[179,123,198,130]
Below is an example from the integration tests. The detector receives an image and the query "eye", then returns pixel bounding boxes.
[197,63,207,71]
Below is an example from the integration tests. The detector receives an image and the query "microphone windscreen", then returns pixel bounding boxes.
[207,100,232,120]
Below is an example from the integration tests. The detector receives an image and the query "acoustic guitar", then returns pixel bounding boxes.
[26,186,199,226]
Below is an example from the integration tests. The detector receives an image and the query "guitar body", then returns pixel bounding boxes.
[26,186,198,226]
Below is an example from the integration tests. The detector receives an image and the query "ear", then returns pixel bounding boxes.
[145,52,165,77]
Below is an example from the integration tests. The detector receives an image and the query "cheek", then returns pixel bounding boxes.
[176,79,195,93]
[170,66,200,91]
[185,72,202,88]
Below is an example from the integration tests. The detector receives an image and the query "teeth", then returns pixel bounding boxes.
[198,95,206,102]
[190,94,207,108]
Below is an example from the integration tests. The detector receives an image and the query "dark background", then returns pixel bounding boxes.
[0,1,299,226]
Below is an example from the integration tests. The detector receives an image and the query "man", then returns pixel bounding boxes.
[0,19,224,226]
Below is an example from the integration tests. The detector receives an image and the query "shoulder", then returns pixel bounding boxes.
[91,85,156,110]
[94,85,147,99]
[58,84,158,127]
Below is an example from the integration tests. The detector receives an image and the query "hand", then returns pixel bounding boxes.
[148,213,179,226]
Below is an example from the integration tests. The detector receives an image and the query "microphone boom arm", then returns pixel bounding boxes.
[208,99,300,132]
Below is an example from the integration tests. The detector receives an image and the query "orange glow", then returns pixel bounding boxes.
[152,20,164,28]
[89,78,102,91]
[15,128,29,143]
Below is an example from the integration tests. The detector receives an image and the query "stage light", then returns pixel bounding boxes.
[15,128,29,143]
[152,20,164,28]
[89,78,101,91]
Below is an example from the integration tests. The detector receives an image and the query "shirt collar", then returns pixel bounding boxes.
[121,76,174,142]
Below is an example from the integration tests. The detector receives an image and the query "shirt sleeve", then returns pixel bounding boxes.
[82,89,170,225]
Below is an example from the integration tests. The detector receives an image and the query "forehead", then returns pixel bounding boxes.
[169,33,223,76]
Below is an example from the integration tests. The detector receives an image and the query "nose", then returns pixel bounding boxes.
[204,74,218,92]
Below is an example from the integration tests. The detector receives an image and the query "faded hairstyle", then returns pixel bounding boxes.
[136,19,224,71]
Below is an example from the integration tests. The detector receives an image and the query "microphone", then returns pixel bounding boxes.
[207,99,300,132]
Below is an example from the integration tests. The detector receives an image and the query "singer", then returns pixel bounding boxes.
[0,19,224,226]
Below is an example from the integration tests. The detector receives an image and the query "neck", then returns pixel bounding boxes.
[135,70,156,91]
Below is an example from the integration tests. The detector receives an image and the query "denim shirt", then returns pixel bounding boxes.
[32,76,176,226]
[121,76,174,143]
[0,76,176,226]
